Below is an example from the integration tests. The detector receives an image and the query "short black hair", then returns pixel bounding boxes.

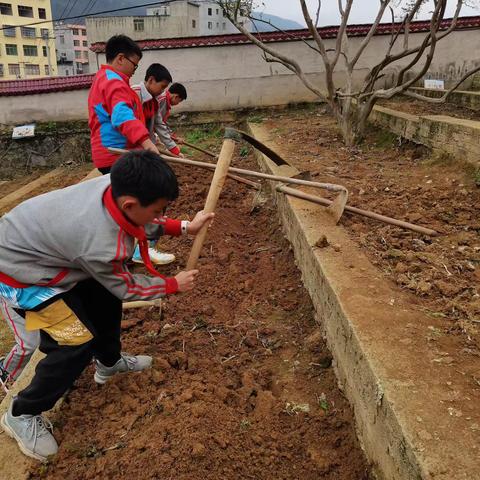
[169,83,187,100]
[105,35,142,63]
[111,150,179,206]
[145,63,172,83]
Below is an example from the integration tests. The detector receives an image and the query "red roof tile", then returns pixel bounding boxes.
[89,15,480,52]
[0,74,94,97]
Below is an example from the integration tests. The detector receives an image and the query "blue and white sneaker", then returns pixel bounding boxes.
[132,244,175,266]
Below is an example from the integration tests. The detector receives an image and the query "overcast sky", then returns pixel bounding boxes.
[255,0,480,26]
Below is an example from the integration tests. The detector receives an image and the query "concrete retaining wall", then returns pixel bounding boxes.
[248,122,480,480]
[370,105,480,166]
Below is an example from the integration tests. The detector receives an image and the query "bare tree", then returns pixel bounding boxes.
[218,0,480,145]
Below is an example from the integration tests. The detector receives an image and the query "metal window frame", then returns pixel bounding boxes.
[17,4,34,18]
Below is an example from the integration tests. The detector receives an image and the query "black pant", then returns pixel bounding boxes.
[13,279,122,416]
[98,166,111,175]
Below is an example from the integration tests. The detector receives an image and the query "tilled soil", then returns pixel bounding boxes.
[263,107,480,346]
[30,156,369,479]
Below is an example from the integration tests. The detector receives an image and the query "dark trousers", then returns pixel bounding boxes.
[13,279,122,416]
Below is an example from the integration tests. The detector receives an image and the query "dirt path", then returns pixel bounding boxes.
[262,107,480,348]
[30,152,369,480]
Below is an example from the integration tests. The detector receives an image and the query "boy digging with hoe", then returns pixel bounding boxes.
[0,151,212,461]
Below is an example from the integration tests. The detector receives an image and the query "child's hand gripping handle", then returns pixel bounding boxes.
[186,129,239,270]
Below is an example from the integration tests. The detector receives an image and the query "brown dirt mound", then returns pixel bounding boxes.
[30,155,369,479]
[263,107,480,346]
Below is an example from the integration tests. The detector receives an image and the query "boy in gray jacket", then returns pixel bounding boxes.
[155,83,188,157]
[0,151,212,462]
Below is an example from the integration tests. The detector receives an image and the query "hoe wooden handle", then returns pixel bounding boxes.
[186,131,238,270]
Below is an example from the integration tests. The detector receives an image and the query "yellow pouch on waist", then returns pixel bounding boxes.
[26,299,93,346]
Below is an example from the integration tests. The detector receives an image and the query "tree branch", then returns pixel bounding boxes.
[349,0,390,70]
[362,0,463,94]
[403,64,480,103]
[249,15,322,54]
[299,0,336,99]
[315,1,322,27]
[332,0,354,69]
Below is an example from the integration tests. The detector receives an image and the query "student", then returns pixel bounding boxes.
[131,64,176,265]
[0,151,212,462]
[155,83,188,157]
[88,34,160,174]
[132,63,172,140]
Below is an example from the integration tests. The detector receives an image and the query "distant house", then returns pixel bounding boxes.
[85,0,252,44]
[55,24,90,76]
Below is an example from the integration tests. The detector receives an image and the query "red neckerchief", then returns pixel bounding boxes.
[103,186,165,280]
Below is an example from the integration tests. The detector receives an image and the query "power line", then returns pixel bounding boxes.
[64,0,80,19]
[58,0,75,19]
[0,2,164,31]
[80,0,98,17]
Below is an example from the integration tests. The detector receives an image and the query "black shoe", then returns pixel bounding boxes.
[0,357,10,384]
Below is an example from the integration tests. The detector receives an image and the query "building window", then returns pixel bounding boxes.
[208,7,212,15]
[18,5,33,17]
[73,40,80,46]
[42,45,47,57]
[82,40,87,47]
[25,64,40,75]
[0,64,3,77]
[8,63,20,76]
[133,19,144,31]
[3,25,16,37]
[38,7,46,19]
[21,26,36,38]
[0,3,12,15]
[222,22,226,30]
[207,21,212,29]
[5,44,17,55]
[40,28,49,38]
[216,22,219,28]
[23,45,38,56]
[72,28,79,35]
[216,9,219,15]
[65,69,69,76]
[81,29,86,35]
[59,35,65,44]
[192,19,196,28]
[75,50,81,59]
[83,50,88,60]
[44,65,49,75]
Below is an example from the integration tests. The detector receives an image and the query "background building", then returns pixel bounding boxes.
[86,0,251,44]
[55,23,89,76]
[0,0,57,79]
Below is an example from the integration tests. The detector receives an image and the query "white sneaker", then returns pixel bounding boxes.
[132,245,175,265]
[1,402,58,462]
[94,353,153,385]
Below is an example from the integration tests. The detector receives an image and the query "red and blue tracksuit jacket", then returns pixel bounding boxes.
[88,65,150,169]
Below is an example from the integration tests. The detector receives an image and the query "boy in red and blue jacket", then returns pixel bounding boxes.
[88,35,160,173]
